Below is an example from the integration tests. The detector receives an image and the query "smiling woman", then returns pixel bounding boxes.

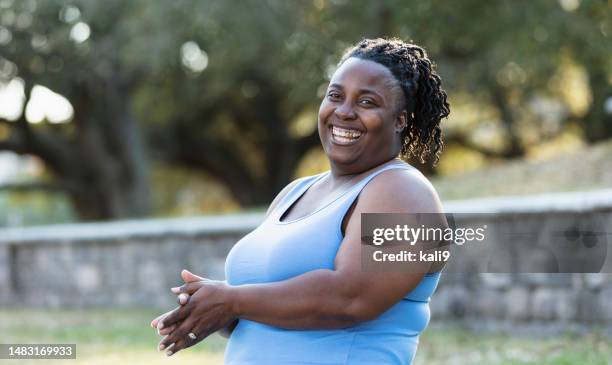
[320,57,409,172]
[151,37,451,365]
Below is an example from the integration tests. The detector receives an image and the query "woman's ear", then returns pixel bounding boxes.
[395,110,408,133]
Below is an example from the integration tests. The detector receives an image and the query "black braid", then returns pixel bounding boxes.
[339,38,450,165]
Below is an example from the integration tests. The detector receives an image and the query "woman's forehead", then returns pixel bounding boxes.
[330,57,400,93]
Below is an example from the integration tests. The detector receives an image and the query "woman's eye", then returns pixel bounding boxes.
[359,99,375,106]
[327,92,341,100]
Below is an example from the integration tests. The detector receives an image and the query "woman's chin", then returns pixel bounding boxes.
[326,150,361,167]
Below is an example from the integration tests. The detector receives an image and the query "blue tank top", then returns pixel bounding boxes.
[224,164,442,365]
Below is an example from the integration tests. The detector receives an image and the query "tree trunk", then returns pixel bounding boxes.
[582,66,612,143]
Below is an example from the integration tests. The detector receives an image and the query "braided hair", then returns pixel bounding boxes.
[339,38,450,165]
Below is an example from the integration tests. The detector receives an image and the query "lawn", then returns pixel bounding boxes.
[0,308,225,365]
[415,322,612,365]
[0,309,610,365]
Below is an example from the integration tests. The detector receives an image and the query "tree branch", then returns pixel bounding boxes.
[446,133,514,159]
[296,129,321,156]
[0,117,15,126]
[0,139,25,153]
[0,181,74,193]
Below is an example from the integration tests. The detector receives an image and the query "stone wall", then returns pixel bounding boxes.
[0,215,262,308]
[1,189,612,327]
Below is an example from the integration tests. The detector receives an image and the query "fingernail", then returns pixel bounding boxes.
[157,322,164,330]
[165,350,173,357]
[171,287,180,293]
[159,344,165,351]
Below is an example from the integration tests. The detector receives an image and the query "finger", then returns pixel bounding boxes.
[177,293,190,305]
[166,324,209,356]
[159,337,175,354]
[183,322,211,349]
[158,324,176,336]
[164,336,197,357]
[164,338,183,357]
[181,269,205,283]
[151,313,165,328]
[170,282,202,295]
[151,309,173,328]
[159,317,194,351]
[158,304,191,329]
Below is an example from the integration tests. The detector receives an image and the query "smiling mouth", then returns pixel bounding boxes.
[331,125,363,145]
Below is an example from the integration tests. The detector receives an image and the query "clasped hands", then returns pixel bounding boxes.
[150,269,237,357]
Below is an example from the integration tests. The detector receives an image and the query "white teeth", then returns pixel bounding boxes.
[332,126,362,139]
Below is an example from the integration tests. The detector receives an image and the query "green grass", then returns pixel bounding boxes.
[415,323,612,365]
[0,309,610,365]
[0,308,226,365]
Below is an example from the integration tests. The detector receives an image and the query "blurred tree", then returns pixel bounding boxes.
[563,0,612,142]
[0,0,610,220]
[130,0,388,205]
[0,0,150,219]
[389,0,611,158]
[304,0,610,170]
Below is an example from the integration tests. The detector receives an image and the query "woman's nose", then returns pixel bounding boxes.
[334,102,357,120]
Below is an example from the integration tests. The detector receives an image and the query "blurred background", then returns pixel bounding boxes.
[0,0,611,364]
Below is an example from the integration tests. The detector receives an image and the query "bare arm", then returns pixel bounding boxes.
[228,169,444,328]
[159,169,445,352]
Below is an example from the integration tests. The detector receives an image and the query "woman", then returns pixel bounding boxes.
[151,37,450,364]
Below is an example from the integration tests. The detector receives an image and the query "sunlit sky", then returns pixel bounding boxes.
[0,78,74,123]
[0,6,207,182]
[0,79,72,182]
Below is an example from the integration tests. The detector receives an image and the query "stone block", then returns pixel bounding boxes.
[598,285,612,322]
[473,288,506,318]
[480,273,512,289]
[576,288,602,323]
[432,286,470,318]
[0,246,11,304]
[531,288,557,320]
[506,286,530,321]
[555,289,578,321]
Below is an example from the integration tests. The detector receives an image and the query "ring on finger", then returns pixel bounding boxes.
[188,332,197,340]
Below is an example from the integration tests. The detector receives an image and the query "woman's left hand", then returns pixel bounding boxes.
[157,279,237,356]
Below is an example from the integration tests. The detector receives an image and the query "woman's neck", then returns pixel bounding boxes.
[327,156,404,187]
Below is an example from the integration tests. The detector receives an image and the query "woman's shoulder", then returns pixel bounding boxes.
[358,163,443,214]
[265,172,327,217]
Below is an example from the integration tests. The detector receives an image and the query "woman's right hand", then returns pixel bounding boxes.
[151,269,203,336]
[151,309,176,336]
[150,269,238,337]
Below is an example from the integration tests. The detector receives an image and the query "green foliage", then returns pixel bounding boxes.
[0,0,610,222]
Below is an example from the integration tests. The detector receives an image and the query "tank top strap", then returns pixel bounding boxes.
[330,163,415,228]
[271,172,328,220]
[271,162,414,223]
[344,162,415,200]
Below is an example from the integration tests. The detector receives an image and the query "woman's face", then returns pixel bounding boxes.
[318,57,406,173]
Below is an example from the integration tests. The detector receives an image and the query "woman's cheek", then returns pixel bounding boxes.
[318,105,332,125]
